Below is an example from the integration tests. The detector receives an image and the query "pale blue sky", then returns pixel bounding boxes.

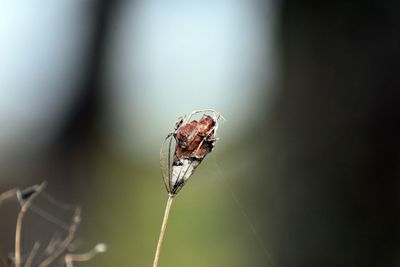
[0,0,90,159]
[104,0,277,157]
[0,0,277,160]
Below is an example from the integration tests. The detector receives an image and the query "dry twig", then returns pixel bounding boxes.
[1,182,106,267]
[15,182,47,267]
[153,109,223,267]
[152,195,174,267]
[24,242,40,267]
[37,207,81,267]
[64,243,107,267]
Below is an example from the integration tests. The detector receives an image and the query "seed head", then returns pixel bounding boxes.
[160,110,223,196]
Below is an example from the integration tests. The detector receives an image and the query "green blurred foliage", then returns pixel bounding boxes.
[83,138,272,267]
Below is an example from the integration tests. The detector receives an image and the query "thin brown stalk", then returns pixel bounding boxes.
[37,207,81,267]
[0,188,17,205]
[152,195,174,267]
[15,182,47,267]
[64,243,107,267]
[24,242,40,267]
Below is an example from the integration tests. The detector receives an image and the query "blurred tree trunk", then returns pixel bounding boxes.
[47,0,122,199]
[268,1,400,266]
[0,0,122,256]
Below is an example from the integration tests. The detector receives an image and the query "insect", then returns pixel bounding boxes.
[160,109,224,196]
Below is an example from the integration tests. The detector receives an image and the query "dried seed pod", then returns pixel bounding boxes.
[160,110,223,196]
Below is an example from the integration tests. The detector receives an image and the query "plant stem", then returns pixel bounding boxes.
[15,182,47,267]
[152,195,174,267]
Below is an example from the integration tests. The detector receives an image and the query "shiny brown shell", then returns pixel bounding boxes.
[174,115,216,159]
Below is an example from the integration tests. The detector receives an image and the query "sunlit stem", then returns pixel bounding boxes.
[152,194,174,267]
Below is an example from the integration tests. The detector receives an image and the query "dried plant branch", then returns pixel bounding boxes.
[1,183,105,267]
[153,110,223,267]
[152,195,174,267]
[64,243,107,267]
[40,234,62,259]
[160,110,222,196]
[0,189,17,206]
[24,241,40,267]
[15,181,47,267]
[37,207,81,267]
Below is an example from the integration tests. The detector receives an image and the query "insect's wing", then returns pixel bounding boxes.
[160,134,176,194]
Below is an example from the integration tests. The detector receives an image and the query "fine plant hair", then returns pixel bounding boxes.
[0,182,106,267]
[153,109,224,267]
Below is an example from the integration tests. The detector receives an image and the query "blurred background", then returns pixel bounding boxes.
[0,0,399,266]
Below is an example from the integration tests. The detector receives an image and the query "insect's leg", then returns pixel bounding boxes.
[174,115,186,131]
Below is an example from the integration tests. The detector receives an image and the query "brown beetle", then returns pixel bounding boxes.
[160,110,223,196]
